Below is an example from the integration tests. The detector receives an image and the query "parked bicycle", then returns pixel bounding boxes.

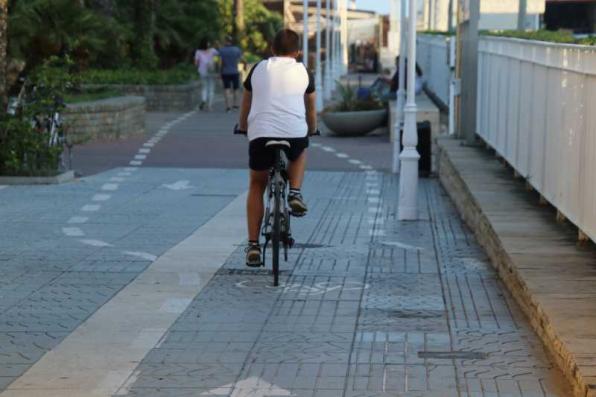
[235,125,319,286]
[6,77,73,171]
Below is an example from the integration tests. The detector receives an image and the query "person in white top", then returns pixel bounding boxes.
[238,28,318,267]
[194,40,219,111]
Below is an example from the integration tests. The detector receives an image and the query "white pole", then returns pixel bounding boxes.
[324,0,332,100]
[334,0,341,81]
[303,0,309,68]
[315,0,324,110]
[340,0,348,74]
[392,0,407,174]
[398,0,420,220]
[330,0,337,84]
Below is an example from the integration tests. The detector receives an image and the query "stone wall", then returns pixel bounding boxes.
[63,96,145,143]
[89,81,200,112]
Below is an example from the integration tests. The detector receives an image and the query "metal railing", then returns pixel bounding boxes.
[477,36,596,242]
[417,34,452,106]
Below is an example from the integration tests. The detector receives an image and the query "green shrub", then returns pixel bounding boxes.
[327,82,385,112]
[484,30,595,46]
[79,65,198,85]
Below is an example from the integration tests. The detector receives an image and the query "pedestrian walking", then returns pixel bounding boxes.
[218,36,243,113]
[194,40,219,111]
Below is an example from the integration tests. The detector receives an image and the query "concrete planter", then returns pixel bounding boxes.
[0,170,75,185]
[322,109,388,137]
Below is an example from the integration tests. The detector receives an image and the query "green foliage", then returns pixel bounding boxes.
[9,0,130,70]
[79,65,198,85]
[484,30,595,46]
[220,0,283,57]
[64,88,122,104]
[0,57,77,176]
[328,82,384,112]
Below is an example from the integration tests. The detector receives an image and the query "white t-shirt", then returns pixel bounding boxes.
[243,57,315,141]
[194,48,218,77]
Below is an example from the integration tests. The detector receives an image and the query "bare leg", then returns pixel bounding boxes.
[247,170,269,242]
[288,151,307,190]
[224,88,232,109]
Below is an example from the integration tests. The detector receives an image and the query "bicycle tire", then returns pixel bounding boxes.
[272,173,281,287]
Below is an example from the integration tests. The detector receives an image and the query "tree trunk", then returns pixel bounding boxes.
[132,0,157,68]
[234,0,245,42]
[0,0,7,109]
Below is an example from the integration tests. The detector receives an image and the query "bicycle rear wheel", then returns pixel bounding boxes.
[271,175,281,287]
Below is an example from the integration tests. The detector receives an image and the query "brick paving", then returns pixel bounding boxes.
[0,106,573,396]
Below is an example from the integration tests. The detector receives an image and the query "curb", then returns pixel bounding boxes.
[0,170,76,185]
[437,137,596,397]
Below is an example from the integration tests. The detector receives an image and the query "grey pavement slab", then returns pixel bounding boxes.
[114,173,572,397]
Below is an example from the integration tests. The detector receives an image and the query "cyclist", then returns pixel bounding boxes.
[238,28,317,267]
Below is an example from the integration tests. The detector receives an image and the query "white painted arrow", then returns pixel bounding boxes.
[162,180,193,191]
[201,377,293,397]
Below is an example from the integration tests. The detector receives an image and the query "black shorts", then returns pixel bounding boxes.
[249,137,309,171]
[221,73,240,90]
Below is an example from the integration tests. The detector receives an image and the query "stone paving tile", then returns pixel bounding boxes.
[0,168,245,392]
[115,174,572,397]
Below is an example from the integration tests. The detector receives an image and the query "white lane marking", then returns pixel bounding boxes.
[68,216,89,224]
[368,207,381,213]
[368,217,385,225]
[202,377,292,397]
[102,183,119,191]
[124,167,138,172]
[143,142,155,148]
[160,298,193,314]
[134,154,146,160]
[348,159,362,165]
[321,146,335,152]
[111,177,125,182]
[366,189,381,196]
[80,239,112,248]
[311,142,322,148]
[62,227,84,237]
[336,153,349,158]
[360,164,374,170]
[367,197,382,204]
[2,193,248,397]
[129,160,143,166]
[93,194,111,202]
[380,240,424,251]
[82,204,101,212]
[123,251,157,262]
[178,273,202,286]
[162,180,193,191]
[369,230,386,237]
[0,186,7,190]
[138,148,151,154]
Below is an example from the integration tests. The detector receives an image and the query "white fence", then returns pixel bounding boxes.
[417,34,452,105]
[477,37,596,242]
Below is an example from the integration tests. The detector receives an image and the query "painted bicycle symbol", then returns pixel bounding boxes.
[235,280,369,296]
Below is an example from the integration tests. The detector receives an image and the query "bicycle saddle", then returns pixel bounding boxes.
[265,140,291,149]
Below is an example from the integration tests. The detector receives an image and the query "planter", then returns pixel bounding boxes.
[322,109,388,136]
[0,170,75,185]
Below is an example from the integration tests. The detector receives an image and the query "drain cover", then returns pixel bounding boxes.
[418,351,487,360]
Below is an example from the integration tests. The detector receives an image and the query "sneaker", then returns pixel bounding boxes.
[245,243,263,267]
[288,192,307,216]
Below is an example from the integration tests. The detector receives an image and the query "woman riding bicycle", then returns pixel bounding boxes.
[238,28,318,267]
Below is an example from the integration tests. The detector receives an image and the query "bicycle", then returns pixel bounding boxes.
[6,77,72,171]
[235,126,319,286]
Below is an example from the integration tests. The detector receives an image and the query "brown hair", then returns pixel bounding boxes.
[272,29,301,56]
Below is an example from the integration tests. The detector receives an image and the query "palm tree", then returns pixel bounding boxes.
[0,0,7,107]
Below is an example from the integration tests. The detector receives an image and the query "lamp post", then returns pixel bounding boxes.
[324,0,332,100]
[334,0,341,81]
[392,0,407,174]
[398,0,420,220]
[303,0,309,68]
[315,0,324,110]
[340,0,348,74]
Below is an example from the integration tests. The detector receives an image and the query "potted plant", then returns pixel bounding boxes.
[322,81,388,137]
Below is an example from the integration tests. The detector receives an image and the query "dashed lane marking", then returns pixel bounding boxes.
[92,194,111,202]
[68,216,89,224]
[82,204,101,212]
[123,251,158,262]
[80,239,113,248]
[62,227,85,237]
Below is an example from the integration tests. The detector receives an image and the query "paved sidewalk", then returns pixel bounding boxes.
[0,106,572,396]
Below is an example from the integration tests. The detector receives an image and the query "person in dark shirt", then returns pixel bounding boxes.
[390,56,424,95]
[218,37,243,112]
